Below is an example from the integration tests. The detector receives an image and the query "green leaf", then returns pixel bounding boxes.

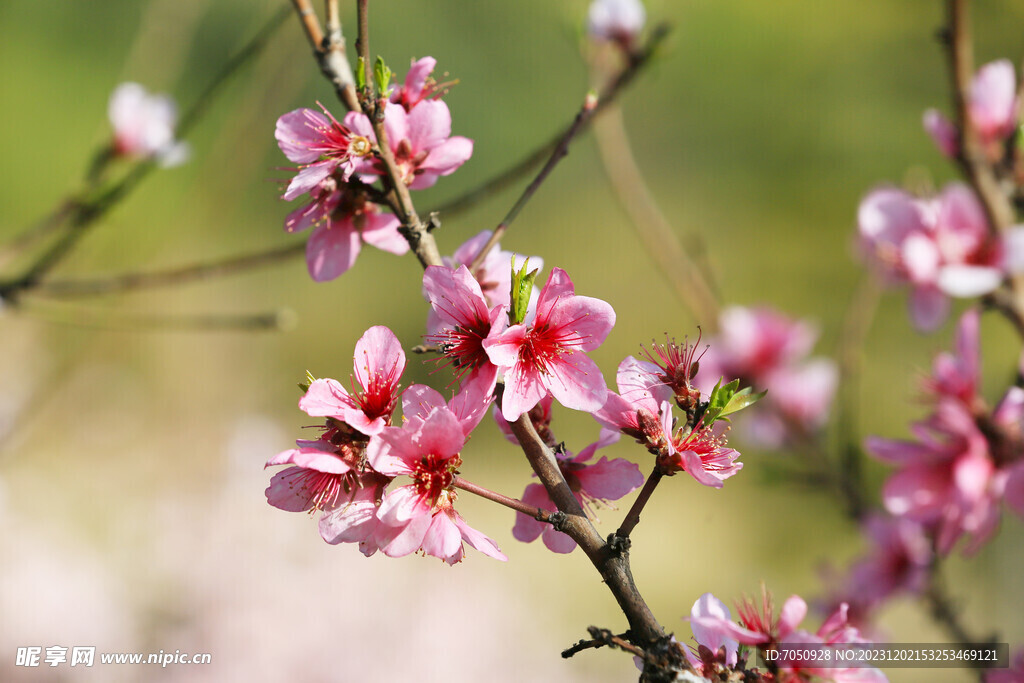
[720,386,767,419]
[702,378,739,426]
[355,57,367,91]
[374,56,393,95]
[508,256,539,325]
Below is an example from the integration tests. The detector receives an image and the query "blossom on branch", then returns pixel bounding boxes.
[483,268,616,421]
[298,326,406,437]
[857,183,1018,331]
[587,0,646,46]
[345,101,473,189]
[275,105,372,201]
[285,180,408,282]
[366,406,505,564]
[108,82,189,167]
[508,430,642,554]
[390,57,443,111]
[924,59,1019,159]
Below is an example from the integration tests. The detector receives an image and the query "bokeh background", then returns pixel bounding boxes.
[1,1,1023,681]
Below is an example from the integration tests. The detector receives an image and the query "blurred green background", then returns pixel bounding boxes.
[1,1,1023,681]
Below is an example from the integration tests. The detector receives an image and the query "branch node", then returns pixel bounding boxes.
[606,533,631,556]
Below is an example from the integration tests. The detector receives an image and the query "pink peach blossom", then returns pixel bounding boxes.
[285,181,408,282]
[275,105,371,201]
[660,402,742,488]
[484,268,616,421]
[924,60,1018,158]
[366,406,505,563]
[390,57,441,111]
[345,101,473,190]
[857,183,1004,330]
[587,0,646,45]
[511,431,642,554]
[593,354,671,447]
[867,399,1001,554]
[299,326,405,436]
[686,593,739,673]
[422,265,505,397]
[108,82,189,166]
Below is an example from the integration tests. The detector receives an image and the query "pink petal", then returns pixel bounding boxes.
[353,325,406,395]
[535,268,576,322]
[360,212,408,254]
[420,511,463,560]
[405,100,452,152]
[541,526,578,554]
[298,378,351,417]
[777,595,808,639]
[342,111,377,141]
[689,593,739,667]
[690,615,770,645]
[365,427,417,476]
[547,294,616,352]
[482,323,528,368]
[423,265,490,329]
[500,360,548,422]
[615,356,672,411]
[284,196,328,234]
[448,365,497,434]
[378,512,433,557]
[545,350,608,414]
[1004,463,1024,519]
[419,136,474,175]
[270,447,350,474]
[908,286,949,332]
[402,384,447,423]
[265,467,317,512]
[382,103,410,152]
[937,264,1003,297]
[680,449,725,489]
[858,187,923,243]
[412,407,466,458]
[283,162,333,201]
[923,109,958,157]
[306,219,361,282]
[970,59,1018,139]
[883,465,950,520]
[319,487,380,544]
[512,484,551,544]
[275,108,328,164]
[378,485,429,525]
[575,457,644,500]
[454,513,507,561]
[403,56,436,100]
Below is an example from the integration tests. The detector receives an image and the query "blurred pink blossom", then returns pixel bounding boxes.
[108,82,189,166]
[924,59,1019,158]
[390,56,441,111]
[857,183,1012,330]
[587,0,646,45]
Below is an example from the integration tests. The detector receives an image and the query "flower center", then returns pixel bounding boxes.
[350,135,372,157]
[413,454,462,506]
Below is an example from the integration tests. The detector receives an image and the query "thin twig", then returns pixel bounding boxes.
[0,7,291,304]
[12,300,292,333]
[434,24,669,223]
[453,475,557,522]
[468,93,599,272]
[615,468,663,539]
[28,242,306,298]
[291,0,360,112]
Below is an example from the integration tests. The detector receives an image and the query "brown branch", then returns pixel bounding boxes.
[352,0,441,269]
[615,467,663,539]
[507,414,665,647]
[924,562,996,679]
[291,0,360,112]
[468,93,598,272]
